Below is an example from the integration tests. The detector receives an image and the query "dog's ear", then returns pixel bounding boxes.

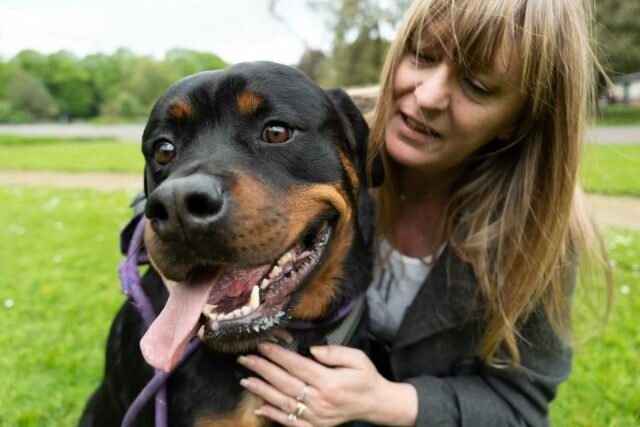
[325,88,384,188]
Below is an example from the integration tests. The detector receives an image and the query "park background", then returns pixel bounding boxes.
[0,0,638,425]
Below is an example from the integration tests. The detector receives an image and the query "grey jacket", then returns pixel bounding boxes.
[380,246,572,426]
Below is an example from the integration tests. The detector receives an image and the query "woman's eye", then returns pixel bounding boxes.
[154,141,176,165]
[408,46,436,65]
[465,77,491,96]
[262,124,293,144]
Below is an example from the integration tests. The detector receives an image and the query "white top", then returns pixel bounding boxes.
[366,239,445,343]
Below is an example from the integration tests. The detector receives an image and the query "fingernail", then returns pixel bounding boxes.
[310,346,326,357]
[254,409,263,416]
[237,355,253,366]
[240,378,249,387]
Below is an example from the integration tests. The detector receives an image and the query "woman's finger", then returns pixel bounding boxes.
[240,376,300,416]
[308,345,370,369]
[255,404,314,427]
[256,342,330,386]
[238,353,309,399]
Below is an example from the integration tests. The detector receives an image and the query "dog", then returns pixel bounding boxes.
[79,61,381,426]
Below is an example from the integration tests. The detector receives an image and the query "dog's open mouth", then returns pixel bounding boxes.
[140,222,332,372]
[201,222,332,334]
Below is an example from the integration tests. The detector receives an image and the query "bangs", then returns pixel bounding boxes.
[406,0,526,82]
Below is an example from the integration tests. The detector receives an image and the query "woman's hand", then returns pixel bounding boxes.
[238,342,417,426]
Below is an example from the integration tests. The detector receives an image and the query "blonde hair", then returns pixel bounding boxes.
[368,0,611,366]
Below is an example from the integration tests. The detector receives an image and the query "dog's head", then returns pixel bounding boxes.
[137,62,379,372]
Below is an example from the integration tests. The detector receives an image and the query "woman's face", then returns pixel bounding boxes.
[385,30,526,178]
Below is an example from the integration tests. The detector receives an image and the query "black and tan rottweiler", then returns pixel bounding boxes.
[79,61,380,426]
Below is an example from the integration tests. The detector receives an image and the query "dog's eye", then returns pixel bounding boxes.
[154,141,176,165]
[262,125,293,144]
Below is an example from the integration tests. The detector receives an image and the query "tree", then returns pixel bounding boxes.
[271,0,411,86]
[45,51,97,118]
[9,50,48,79]
[165,49,228,76]
[82,53,125,110]
[5,69,58,119]
[297,49,331,84]
[118,56,181,116]
[595,0,640,75]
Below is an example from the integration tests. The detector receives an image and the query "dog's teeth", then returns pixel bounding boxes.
[197,325,205,340]
[203,304,217,316]
[250,285,260,309]
[252,324,261,332]
[277,252,292,266]
[241,306,252,316]
[231,308,242,318]
[269,265,282,278]
[209,320,220,331]
[260,279,270,289]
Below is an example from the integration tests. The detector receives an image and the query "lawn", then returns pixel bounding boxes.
[580,144,640,196]
[0,136,143,172]
[0,133,638,425]
[550,229,640,426]
[598,105,640,126]
[0,186,638,426]
[0,188,134,425]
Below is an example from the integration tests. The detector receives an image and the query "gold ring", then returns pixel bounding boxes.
[294,401,307,418]
[296,385,310,402]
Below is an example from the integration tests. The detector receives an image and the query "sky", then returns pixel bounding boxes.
[0,0,331,65]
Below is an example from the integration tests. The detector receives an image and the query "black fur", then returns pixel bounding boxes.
[79,62,376,427]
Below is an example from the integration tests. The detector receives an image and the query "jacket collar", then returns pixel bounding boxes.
[393,245,484,348]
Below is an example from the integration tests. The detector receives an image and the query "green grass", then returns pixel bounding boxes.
[0,187,638,426]
[580,144,640,196]
[0,135,129,147]
[0,187,135,425]
[551,229,640,426]
[0,139,143,172]
[597,105,640,126]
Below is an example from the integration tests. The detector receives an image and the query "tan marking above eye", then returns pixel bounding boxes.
[169,99,192,119]
[237,90,262,116]
[154,141,176,165]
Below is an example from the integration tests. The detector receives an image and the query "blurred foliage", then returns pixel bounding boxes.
[275,0,411,87]
[2,0,639,123]
[0,49,228,123]
[280,0,640,87]
[595,0,640,76]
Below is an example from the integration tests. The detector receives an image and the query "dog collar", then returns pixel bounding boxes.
[281,296,366,356]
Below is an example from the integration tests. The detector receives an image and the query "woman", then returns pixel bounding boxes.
[237,0,610,425]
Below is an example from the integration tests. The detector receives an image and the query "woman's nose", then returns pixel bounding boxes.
[413,64,451,111]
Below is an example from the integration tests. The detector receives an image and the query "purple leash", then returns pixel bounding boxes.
[118,217,200,427]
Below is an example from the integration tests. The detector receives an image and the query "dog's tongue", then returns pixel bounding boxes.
[140,278,212,372]
[140,264,272,372]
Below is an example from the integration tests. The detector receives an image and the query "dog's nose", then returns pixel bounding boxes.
[145,174,225,240]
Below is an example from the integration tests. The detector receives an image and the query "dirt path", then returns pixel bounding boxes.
[0,170,142,191]
[1,170,638,230]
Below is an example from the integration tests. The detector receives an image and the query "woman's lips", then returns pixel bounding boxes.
[401,112,441,137]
